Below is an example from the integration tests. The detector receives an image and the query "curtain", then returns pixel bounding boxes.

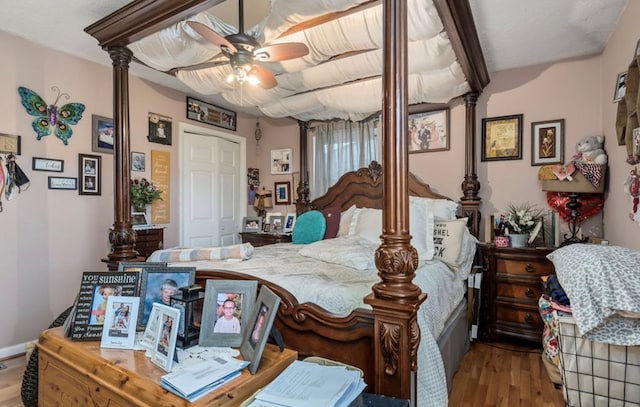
[310,117,379,198]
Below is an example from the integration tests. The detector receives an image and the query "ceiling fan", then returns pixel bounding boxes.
[187,0,309,89]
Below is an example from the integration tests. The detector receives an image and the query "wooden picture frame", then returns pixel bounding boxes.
[186,96,237,131]
[32,157,63,172]
[92,115,114,154]
[274,181,291,205]
[150,303,180,372]
[531,119,564,166]
[241,286,281,374]
[131,151,145,172]
[613,71,627,103]
[199,280,258,348]
[148,113,172,145]
[100,295,140,349]
[0,133,21,155]
[139,267,195,329]
[284,213,296,233]
[481,114,524,161]
[48,176,77,190]
[242,217,263,233]
[271,148,292,174]
[78,153,101,195]
[408,108,450,153]
[270,216,284,233]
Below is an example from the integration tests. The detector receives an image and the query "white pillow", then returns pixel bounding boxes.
[337,204,357,237]
[352,208,382,243]
[432,217,477,274]
[409,196,435,262]
[431,198,459,220]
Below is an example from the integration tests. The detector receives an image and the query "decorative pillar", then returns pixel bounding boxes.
[295,120,311,215]
[103,46,140,269]
[363,0,425,399]
[460,92,481,237]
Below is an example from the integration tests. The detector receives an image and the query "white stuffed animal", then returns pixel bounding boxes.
[574,135,607,165]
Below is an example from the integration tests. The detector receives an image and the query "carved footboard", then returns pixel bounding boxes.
[195,269,376,390]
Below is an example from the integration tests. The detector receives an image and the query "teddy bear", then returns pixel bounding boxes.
[573,135,607,165]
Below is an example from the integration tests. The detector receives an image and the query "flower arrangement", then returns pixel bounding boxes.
[130,178,162,212]
[499,203,543,235]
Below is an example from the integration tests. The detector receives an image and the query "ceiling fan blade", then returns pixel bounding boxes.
[187,21,237,54]
[249,64,277,89]
[253,43,309,62]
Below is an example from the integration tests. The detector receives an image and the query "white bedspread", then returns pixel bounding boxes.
[161,240,467,406]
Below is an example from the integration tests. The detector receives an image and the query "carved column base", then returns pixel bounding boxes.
[102,226,141,270]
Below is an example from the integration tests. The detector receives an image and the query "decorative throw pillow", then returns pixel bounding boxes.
[292,210,327,244]
[351,208,382,243]
[409,196,435,262]
[321,207,341,239]
[432,217,469,268]
[337,204,357,237]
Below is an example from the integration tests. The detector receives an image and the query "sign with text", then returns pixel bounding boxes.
[151,150,170,224]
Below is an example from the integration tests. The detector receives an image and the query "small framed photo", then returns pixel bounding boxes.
[274,181,291,205]
[270,216,284,233]
[32,157,63,172]
[131,212,150,227]
[101,296,140,349]
[531,119,564,166]
[78,153,101,195]
[0,133,21,155]
[199,280,258,348]
[241,286,281,375]
[117,262,166,272]
[186,96,237,131]
[271,148,292,174]
[139,267,195,329]
[150,303,180,372]
[408,108,450,153]
[131,151,145,172]
[92,115,114,154]
[613,71,627,103]
[48,176,77,190]
[243,216,263,233]
[148,113,172,145]
[481,114,523,161]
[284,213,296,232]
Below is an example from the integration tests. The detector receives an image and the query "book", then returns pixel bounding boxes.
[100,296,140,349]
[71,272,141,341]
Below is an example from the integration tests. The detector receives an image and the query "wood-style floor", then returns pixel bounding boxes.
[0,341,564,406]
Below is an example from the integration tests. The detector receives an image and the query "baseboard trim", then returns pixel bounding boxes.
[0,340,36,360]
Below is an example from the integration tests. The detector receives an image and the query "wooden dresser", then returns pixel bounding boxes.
[38,327,297,406]
[478,244,556,343]
[240,232,292,247]
[133,227,164,258]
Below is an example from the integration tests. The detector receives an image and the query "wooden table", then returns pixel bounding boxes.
[38,327,297,406]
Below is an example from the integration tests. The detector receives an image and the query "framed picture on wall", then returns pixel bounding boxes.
[78,153,101,195]
[481,114,523,161]
[613,71,627,103]
[132,151,145,172]
[92,115,114,154]
[531,119,564,166]
[148,113,172,145]
[274,181,291,205]
[271,148,292,174]
[408,108,450,153]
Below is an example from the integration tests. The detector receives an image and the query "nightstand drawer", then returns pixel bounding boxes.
[496,258,554,276]
[496,305,542,327]
[497,283,542,301]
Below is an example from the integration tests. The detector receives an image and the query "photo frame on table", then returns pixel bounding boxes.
[150,303,181,372]
[48,176,77,190]
[531,119,564,166]
[271,148,292,174]
[100,295,140,349]
[78,153,101,195]
[284,213,296,233]
[148,113,172,145]
[613,71,627,103]
[242,216,263,233]
[138,267,195,330]
[117,261,167,273]
[131,151,145,172]
[0,133,21,155]
[92,115,114,154]
[481,114,523,161]
[32,157,63,172]
[270,216,284,233]
[199,280,258,348]
[186,96,237,131]
[131,212,150,227]
[274,181,291,205]
[408,108,450,153]
[241,286,281,375]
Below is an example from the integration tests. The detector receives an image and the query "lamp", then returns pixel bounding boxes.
[170,285,205,349]
[253,187,273,221]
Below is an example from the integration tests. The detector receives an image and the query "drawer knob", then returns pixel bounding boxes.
[524,263,535,273]
[525,288,535,298]
[524,313,534,323]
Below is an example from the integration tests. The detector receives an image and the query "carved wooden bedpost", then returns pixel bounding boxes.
[295,120,311,215]
[364,0,425,400]
[103,46,140,268]
[460,92,481,237]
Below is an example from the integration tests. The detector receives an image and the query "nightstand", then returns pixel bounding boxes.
[478,243,555,343]
[240,232,292,247]
[133,226,164,259]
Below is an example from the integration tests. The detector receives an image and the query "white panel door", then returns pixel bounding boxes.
[181,128,242,247]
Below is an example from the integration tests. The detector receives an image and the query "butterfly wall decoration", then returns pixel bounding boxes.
[18,86,85,145]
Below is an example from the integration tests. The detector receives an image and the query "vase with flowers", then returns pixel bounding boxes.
[130,178,162,213]
[499,203,543,247]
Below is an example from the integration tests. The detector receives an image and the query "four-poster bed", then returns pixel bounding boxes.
[84,0,489,401]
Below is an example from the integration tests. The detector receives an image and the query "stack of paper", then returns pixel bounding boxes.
[161,356,249,402]
[247,360,366,407]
